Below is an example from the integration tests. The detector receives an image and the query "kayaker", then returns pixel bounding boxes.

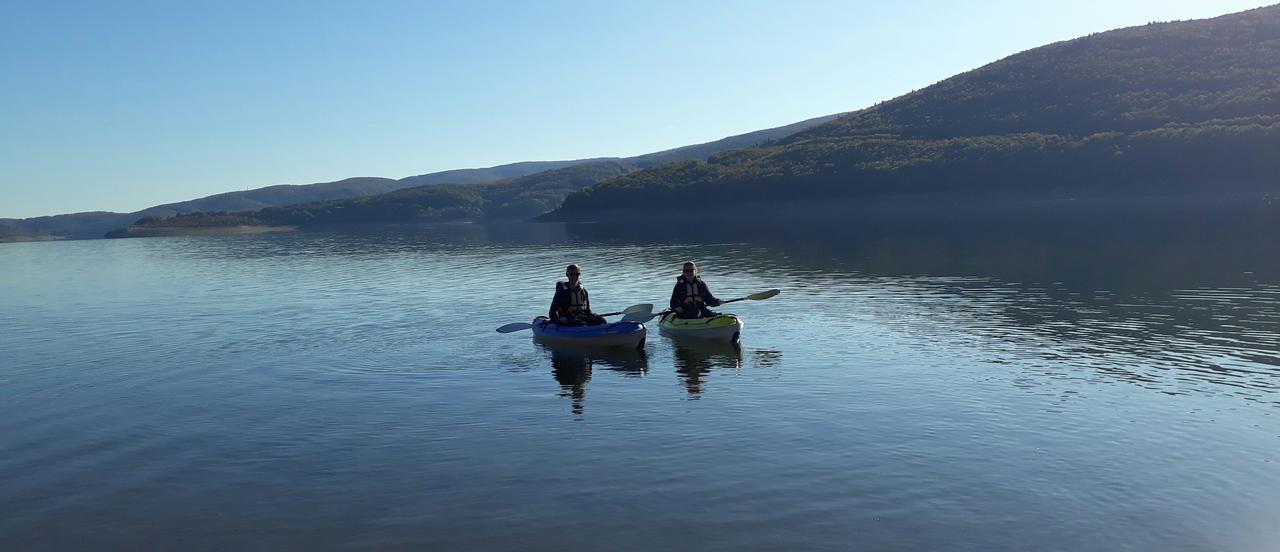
[670,261,722,319]
[549,264,607,327]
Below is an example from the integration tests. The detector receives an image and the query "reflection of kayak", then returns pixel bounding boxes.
[535,341,650,374]
[658,313,744,343]
[531,316,647,349]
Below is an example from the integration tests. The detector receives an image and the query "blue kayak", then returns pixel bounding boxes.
[530,316,647,349]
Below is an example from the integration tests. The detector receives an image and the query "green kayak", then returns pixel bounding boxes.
[658,312,744,343]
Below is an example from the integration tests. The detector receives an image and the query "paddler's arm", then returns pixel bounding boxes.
[549,283,566,320]
[701,280,722,307]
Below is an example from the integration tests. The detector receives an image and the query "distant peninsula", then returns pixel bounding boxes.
[103,213,295,239]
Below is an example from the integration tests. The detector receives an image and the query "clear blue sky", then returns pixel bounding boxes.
[0,0,1270,218]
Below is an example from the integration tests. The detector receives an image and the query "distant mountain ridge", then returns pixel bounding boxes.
[545,5,1280,220]
[147,177,402,216]
[396,159,615,188]
[5,114,840,240]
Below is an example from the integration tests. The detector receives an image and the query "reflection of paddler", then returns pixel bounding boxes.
[673,341,743,398]
[550,349,592,415]
[593,346,649,376]
[535,342,650,376]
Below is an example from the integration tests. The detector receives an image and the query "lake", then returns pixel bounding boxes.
[1,213,1277,551]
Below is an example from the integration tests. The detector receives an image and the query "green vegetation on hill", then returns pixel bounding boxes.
[257,184,487,225]
[795,12,1280,140]
[107,162,640,235]
[546,6,1280,220]
[131,212,268,228]
[20,113,838,239]
[256,161,638,225]
[395,159,616,188]
[0,220,54,242]
[146,177,403,216]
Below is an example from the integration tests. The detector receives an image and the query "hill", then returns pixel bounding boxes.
[144,177,402,216]
[15,113,840,239]
[4,167,571,240]
[106,161,640,236]
[99,116,844,236]
[545,6,1280,221]
[254,161,640,226]
[395,159,615,188]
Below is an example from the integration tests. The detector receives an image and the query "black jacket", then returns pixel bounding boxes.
[669,276,721,313]
[549,281,592,319]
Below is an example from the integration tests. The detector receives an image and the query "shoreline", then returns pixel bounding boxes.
[104,225,297,239]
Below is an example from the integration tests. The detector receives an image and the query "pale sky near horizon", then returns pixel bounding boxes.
[0,0,1271,218]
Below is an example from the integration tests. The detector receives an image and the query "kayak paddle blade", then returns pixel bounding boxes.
[622,303,654,315]
[598,303,654,317]
[496,322,534,333]
[748,289,780,301]
[621,310,660,323]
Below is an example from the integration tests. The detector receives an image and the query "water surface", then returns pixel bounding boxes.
[1,217,1277,551]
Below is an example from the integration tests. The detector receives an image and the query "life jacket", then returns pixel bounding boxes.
[679,276,704,308]
[562,282,588,314]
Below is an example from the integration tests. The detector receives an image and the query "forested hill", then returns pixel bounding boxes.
[104,161,641,237]
[14,113,841,239]
[4,167,587,240]
[545,6,1280,221]
[255,161,641,226]
[794,7,1280,140]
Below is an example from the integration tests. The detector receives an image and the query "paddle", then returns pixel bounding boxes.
[495,303,654,333]
[621,289,780,323]
[599,303,654,318]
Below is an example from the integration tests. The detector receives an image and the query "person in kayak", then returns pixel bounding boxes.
[549,264,607,327]
[670,261,723,319]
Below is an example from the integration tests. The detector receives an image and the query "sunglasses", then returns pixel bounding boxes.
[567,272,581,276]
[683,268,695,273]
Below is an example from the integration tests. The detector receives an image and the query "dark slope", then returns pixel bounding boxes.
[547,6,1280,221]
[631,113,845,166]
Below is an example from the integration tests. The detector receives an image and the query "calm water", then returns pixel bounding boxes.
[1,217,1278,551]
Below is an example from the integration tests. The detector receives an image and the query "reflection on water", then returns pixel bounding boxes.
[550,350,592,416]
[540,344,650,415]
[560,205,1280,406]
[538,340,782,407]
[672,341,743,398]
[1,204,1278,550]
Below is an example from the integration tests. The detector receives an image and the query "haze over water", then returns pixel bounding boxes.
[1,215,1277,550]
